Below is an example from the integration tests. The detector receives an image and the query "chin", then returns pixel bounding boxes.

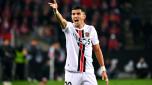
[75,24,80,27]
[74,23,79,26]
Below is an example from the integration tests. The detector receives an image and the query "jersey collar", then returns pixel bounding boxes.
[73,23,86,30]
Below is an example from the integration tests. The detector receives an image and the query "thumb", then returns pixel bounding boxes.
[102,76,104,80]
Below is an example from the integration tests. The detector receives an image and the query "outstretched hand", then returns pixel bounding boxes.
[48,0,67,28]
[48,0,58,9]
[102,71,109,85]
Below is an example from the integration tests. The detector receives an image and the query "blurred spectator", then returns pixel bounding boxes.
[26,39,43,82]
[0,17,12,41]
[136,57,149,78]
[49,41,65,81]
[109,9,120,24]
[14,45,26,80]
[108,58,119,79]
[38,51,50,85]
[48,44,55,80]
[0,39,16,85]
[108,34,120,52]
[97,58,118,79]
[26,38,50,85]
[124,60,134,73]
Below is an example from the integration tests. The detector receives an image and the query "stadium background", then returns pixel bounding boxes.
[0,0,152,85]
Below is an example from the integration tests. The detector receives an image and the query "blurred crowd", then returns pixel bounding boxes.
[0,0,152,51]
[0,39,65,85]
[97,57,150,79]
[0,0,152,84]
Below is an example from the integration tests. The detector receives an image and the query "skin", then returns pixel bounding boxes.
[49,0,109,85]
[71,9,86,28]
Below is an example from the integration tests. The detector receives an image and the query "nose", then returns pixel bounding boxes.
[73,14,78,18]
[74,13,80,17]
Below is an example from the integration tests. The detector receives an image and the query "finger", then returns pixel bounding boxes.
[48,3,53,5]
[48,3,54,7]
[105,78,109,85]
[102,75,107,80]
[106,80,109,85]
[52,0,57,3]
[102,76,104,80]
[105,78,109,82]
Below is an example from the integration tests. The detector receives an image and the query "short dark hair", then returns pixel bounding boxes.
[71,6,86,13]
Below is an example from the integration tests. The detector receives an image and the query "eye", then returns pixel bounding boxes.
[72,13,75,15]
[77,13,80,15]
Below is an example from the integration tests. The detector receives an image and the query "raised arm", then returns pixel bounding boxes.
[93,44,109,85]
[48,0,67,29]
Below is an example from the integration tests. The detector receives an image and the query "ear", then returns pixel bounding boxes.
[82,13,86,19]
[84,14,86,19]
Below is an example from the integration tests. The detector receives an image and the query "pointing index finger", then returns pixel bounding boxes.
[52,0,57,4]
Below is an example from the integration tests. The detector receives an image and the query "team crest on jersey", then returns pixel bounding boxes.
[85,32,90,37]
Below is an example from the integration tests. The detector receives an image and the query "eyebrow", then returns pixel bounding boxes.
[72,12,81,14]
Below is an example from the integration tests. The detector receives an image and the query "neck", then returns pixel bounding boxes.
[75,22,85,29]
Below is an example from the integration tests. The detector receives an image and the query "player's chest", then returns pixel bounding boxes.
[72,30,91,46]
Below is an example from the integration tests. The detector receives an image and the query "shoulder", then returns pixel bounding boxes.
[85,24,96,32]
[64,21,74,29]
[66,21,74,27]
[63,21,74,32]
[85,24,95,29]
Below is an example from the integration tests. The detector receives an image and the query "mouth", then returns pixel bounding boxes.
[74,19,79,23]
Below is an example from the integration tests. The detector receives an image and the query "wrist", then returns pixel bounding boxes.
[101,66,106,72]
[53,9,58,14]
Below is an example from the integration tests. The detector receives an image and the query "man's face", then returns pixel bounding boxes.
[3,40,10,46]
[71,9,86,27]
[31,39,38,46]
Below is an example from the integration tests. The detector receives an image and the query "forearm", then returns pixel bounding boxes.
[93,44,105,67]
[53,9,67,28]
[95,49,105,66]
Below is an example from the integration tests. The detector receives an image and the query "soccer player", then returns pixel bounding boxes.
[48,0,109,85]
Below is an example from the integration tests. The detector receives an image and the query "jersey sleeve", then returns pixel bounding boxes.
[91,26,99,45]
[62,22,72,32]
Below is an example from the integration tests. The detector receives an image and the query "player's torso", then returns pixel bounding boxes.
[64,22,94,73]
